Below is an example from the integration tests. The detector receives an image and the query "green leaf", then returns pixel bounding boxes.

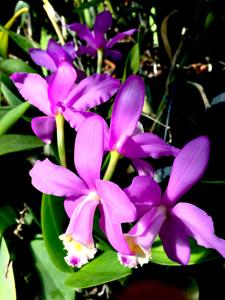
[1,82,22,105]
[0,102,30,136]
[0,134,44,155]
[30,239,75,300]
[0,206,17,235]
[0,237,17,300]
[0,58,36,75]
[41,194,72,272]
[0,107,15,120]
[151,238,217,266]
[122,42,140,82]
[65,250,131,288]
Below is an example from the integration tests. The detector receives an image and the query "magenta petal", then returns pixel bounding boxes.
[106,29,136,48]
[63,41,77,60]
[11,73,52,116]
[172,203,225,258]
[63,107,96,131]
[124,175,161,218]
[65,197,99,246]
[29,158,88,197]
[99,206,132,255]
[128,207,167,254]
[47,39,72,65]
[94,11,112,34]
[163,136,210,206]
[105,49,122,61]
[109,75,145,151]
[74,116,104,188]
[159,214,191,265]
[48,61,77,108]
[131,158,154,176]
[122,133,180,158]
[67,23,96,48]
[29,48,56,71]
[67,73,120,110]
[96,179,136,223]
[31,116,55,144]
[77,46,96,56]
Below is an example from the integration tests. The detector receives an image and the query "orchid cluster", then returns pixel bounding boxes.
[11,10,225,270]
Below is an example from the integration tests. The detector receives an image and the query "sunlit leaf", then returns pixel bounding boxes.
[0,102,30,136]
[0,134,44,155]
[31,239,75,300]
[211,92,225,106]
[65,250,131,288]
[0,58,36,75]
[0,206,17,235]
[41,194,72,272]
[1,82,22,105]
[151,238,217,266]
[0,237,16,300]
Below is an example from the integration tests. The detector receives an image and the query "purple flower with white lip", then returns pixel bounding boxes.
[11,61,120,143]
[68,11,136,60]
[105,75,179,171]
[29,38,77,72]
[118,136,225,268]
[29,116,136,267]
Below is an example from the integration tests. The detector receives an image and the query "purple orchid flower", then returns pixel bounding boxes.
[68,10,136,60]
[29,116,136,267]
[10,61,119,143]
[29,38,77,72]
[105,75,179,173]
[118,136,225,268]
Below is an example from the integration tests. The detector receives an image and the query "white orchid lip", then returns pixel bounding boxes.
[59,233,97,268]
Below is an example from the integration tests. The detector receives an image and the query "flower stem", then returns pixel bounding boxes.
[97,48,103,74]
[55,113,67,167]
[103,150,120,181]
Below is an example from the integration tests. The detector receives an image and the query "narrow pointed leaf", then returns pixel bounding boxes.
[0,58,36,75]
[1,82,22,105]
[0,206,17,235]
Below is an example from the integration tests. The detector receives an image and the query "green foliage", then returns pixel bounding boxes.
[0,206,17,235]
[0,58,36,75]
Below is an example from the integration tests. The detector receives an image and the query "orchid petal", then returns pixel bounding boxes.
[11,73,52,116]
[124,175,161,218]
[47,39,72,65]
[105,49,122,61]
[159,214,191,265]
[97,180,136,223]
[48,61,77,108]
[31,116,55,144]
[67,73,120,110]
[29,48,56,71]
[172,203,225,258]
[64,196,85,217]
[128,206,167,254]
[67,23,96,48]
[65,196,99,246]
[109,75,145,151]
[94,11,112,35]
[75,116,104,188]
[122,132,180,158]
[163,136,210,206]
[63,41,77,59]
[29,158,88,197]
[106,29,136,48]
[77,45,96,57]
[99,206,132,255]
[63,107,96,131]
[131,158,154,176]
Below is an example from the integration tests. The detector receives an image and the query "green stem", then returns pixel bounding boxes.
[103,150,120,181]
[55,113,67,167]
[97,48,104,74]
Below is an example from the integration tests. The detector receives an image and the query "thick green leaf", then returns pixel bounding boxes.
[0,107,15,120]
[65,250,131,288]
[0,206,17,235]
[41,194,72,272]
[0,237,17,300]
[122,42,140,82]
[0,134,44,155]
[30,239,75,300]
[0,58,36,75]
[1,82,22,105]
[151,238,217,266]
[0,102,30,136]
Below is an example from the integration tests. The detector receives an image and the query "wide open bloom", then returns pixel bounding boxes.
[106,75,179,174]
[68,10,136,60]
[29,38,76,72]
[11,61,119,143]
[119,136,225,267]
[29,116,136,267]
